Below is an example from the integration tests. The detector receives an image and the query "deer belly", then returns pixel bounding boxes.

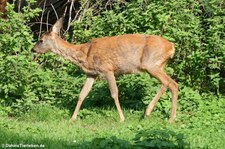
[115,58,142,74]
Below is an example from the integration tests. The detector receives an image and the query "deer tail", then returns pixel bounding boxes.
[170,43,175,59]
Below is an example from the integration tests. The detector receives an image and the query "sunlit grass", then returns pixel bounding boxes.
[0,106,225,149]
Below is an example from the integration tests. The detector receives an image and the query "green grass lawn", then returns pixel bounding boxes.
[0,106,225,149]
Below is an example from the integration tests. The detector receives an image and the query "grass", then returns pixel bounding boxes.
[0,105,225,149]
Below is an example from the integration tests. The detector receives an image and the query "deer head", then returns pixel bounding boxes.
[32,18,63,54]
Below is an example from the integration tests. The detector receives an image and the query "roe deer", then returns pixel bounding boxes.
[32,18,178,123]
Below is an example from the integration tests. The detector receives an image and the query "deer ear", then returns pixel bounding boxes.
[51,17,63,34]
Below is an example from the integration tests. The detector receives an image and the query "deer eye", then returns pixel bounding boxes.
[39,39,43,43]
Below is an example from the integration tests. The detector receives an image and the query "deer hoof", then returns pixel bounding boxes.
[69,118,76,124]
[119,117,125,123]
[168,118,175,123]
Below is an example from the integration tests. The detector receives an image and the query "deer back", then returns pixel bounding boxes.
[83,34,174,74]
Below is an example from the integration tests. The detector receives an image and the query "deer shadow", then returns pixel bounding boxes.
[73,74,158,112]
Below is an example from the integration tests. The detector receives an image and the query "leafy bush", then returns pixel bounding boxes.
[0,2,84,116]
[76,129,189,149]
[0,0,39,55]
[71,0,225,94]
[0,1,40,115]
[134,129,189,149]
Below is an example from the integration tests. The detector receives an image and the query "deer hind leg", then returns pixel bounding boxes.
[70,76,95,123]
[145,85,167,116]
[105,72,125,122]
[145,68,178,123]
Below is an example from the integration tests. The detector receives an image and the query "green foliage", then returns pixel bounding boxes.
[0,1,39,55]
[0,2,84,116]
[134,129,189,148]
[0,2,40,115]
[72,0,225,94]
[0,53,84,116]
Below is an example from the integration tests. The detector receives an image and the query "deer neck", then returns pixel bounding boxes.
[51,37,90,66]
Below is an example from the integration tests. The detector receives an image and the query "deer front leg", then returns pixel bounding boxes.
[70,75,95,123]
[105,72,125,122]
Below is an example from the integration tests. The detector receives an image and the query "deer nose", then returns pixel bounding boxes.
[31,48,36,53]
[31,50,39,61]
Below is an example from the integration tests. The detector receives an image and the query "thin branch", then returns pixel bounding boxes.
[46,11,50,31]
[65,0,76,33]
[38,0,46,39]
[28,22,51,27]
[18,0,21,12]
[79,0,90,21]
[50,3,58,20]
[63,1,69,18]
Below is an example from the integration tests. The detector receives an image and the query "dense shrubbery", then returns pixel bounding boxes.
[0,0,225,119]
[72,0,225,93]
[0,1,84,116]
